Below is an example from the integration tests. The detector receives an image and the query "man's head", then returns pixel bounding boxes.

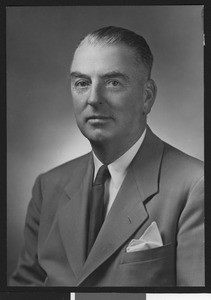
[70,26,157,154]
[77,26,154,79]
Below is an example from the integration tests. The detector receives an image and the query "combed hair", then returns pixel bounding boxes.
[77,26,154,78]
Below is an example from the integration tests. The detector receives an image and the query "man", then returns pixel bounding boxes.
[10,26,204,286]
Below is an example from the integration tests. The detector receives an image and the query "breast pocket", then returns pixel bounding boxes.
[119,243,175,286]
[121,243,173,264]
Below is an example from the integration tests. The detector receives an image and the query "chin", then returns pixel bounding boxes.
[83,131,111,145]
[88,135,108,145]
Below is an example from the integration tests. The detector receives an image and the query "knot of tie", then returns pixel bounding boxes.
[94,165,110,186]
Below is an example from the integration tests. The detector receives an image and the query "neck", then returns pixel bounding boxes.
[91,128,146,164]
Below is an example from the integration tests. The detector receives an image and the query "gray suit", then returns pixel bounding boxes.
[10,127,204,286]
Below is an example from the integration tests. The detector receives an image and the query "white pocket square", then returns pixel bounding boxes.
[126,221,163,253]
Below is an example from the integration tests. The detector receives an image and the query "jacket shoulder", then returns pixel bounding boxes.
[162,142,204,181]
[39,152,92,188]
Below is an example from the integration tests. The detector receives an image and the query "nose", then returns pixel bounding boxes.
[87,83,103,106]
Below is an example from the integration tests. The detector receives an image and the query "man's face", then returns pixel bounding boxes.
[70,42,154,147]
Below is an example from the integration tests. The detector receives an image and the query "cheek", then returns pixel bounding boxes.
[118,102,143,126]
[72,96,84,113]
[115,100,138,117]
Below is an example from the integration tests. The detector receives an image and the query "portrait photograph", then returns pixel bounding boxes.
[6,5,204,289]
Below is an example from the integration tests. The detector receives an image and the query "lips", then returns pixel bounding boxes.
[87,115,110,120]
[86,115,112,125]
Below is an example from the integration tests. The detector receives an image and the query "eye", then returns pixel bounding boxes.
[106,80,121,87]
[74,80,90,88]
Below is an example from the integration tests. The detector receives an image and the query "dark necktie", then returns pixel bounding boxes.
[87,165,110,255]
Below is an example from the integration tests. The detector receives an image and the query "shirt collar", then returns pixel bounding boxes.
[92,128,146,186]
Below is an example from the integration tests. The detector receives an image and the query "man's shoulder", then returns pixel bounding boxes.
[39,152,92,186]
[147,127,203,176]
[162,141,204,179]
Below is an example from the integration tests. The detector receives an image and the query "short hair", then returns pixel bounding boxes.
[77,26,154,78]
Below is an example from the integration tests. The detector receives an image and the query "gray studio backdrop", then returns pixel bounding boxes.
[7,6,203,279]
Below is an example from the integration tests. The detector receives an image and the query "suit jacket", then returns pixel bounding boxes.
[10,127,204,286]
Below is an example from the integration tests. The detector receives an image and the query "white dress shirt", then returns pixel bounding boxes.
[92,128,146,216]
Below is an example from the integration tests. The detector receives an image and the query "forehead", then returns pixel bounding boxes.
[71,43,144,76]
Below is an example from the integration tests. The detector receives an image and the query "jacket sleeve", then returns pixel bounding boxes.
[9,175,47,286]
[176,175,204,286]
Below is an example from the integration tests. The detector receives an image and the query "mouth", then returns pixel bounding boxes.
[87,115,111,124]
[87,115,111,120]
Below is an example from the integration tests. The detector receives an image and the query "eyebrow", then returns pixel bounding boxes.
[70,71,130,82]
[70,72,90,80]
[100,71,130,82]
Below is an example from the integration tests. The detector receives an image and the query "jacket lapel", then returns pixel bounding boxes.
[77,127,164,285]
[58,153,93,279]
[131,126,164,201]
[77,166,148,285]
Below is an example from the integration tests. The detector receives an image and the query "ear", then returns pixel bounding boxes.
[143,79,157,115]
